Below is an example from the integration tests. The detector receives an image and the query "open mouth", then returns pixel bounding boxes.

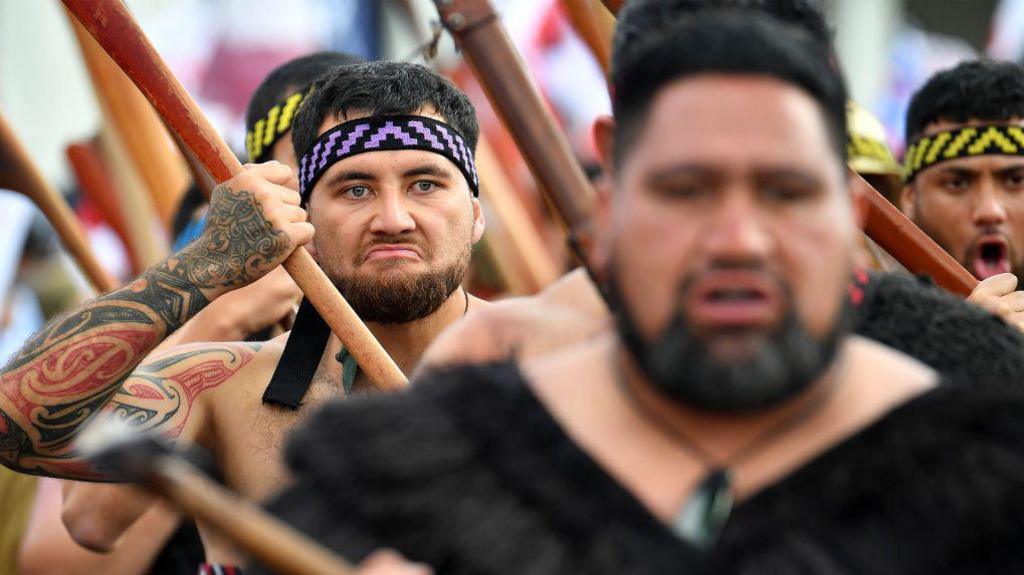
[972,238,1011,279]
[687,273,781,330]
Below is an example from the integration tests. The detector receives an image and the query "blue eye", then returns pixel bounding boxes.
[413,181,437,193]
[344,185,371,199]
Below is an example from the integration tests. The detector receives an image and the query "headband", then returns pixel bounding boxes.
[245,87,310,163]
[903,124,1024,182]
[298,114,479,203]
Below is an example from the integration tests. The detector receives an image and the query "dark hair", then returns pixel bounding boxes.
[905,59,1024,142]
[244,51,364,136]
[291,60,479,163]
[611,10,848,166]
[614,0,832,73]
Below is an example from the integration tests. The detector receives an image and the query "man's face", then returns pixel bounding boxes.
[901,119,1024,281]
[306,109,484,324]
[602,75,854,410]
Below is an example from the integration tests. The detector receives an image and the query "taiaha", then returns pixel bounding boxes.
[561,0,612,75]
[432,0,598,272]
[63,0,407,391]
[476,136,561,294]
[858,172,976,295]
[66,9,190,228]
[0,109,117,294]
[78,422,356,575]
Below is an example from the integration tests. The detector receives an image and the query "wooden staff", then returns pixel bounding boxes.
[600,0,624,15]
[857,172,976,295]
[562,0,611,75]
[66,10,190,227]
[63,0,407,391]
[433,0,597,268]
[79,422,355,575]
[66,140,133,263]
[0,109,117,294]
[476,137,561,294]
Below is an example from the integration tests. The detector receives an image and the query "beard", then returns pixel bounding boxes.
[605,262,848,413]
[330,241,471,325]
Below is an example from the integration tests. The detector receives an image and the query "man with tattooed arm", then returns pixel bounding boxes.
[1,60,484,573]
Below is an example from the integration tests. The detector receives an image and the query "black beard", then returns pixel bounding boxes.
[333,254,469,325]
[605,264,848,413]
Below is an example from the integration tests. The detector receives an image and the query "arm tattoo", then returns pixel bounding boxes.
[0,183,286,478]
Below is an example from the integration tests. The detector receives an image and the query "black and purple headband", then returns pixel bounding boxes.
[299,114,479,203]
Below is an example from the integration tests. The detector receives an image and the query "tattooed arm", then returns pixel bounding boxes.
[0,163,311,478]
[62,341,263,550]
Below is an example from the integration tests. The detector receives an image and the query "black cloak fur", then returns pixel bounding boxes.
[259,361,1024,574]
[852,271,1024,387]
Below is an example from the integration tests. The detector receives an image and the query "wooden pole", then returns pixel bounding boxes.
[66,10,190,228]
[0,109,117,293]
[149,456,354,575]
[476,137,561,294]
[561,0,611,75]
[857,172,976,295]
[66,139,141,271]
[600,0,624,16]
[433,0,598,267]
[63,0,406,391]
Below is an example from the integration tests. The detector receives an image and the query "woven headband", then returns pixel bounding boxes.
[903,124,1024,182]
[299,114,479,203]
[245,87,311,163]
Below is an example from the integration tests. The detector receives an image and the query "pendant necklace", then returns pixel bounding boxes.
[613,355,839,550]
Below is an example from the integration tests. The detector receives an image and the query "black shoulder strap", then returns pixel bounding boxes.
[263,297,331,409]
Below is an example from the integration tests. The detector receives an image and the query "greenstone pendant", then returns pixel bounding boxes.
[671,469,734,549]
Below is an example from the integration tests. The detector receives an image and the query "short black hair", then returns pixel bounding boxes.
[291,60,479,165]
[171,183,207,241]
[611,10,848,167]
[614,0,832,73]
[905,59,1024,143]
[244,51,364,137]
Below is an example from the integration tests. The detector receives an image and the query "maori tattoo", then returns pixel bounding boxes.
[0,184,287,478]
[182,184,290,289]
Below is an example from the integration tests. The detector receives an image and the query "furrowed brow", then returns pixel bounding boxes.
[322,170,376,189]
[403,164,453,179]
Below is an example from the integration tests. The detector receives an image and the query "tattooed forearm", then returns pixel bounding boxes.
[0,183,286,478]
[179,184,290,289]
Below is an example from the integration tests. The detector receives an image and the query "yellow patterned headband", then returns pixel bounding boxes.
[903,124,1024,182]
[245,87,311,162]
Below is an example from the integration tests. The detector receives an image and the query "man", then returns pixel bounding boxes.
[263,12,1024,573]
[3,60,486,571]
[424,0,1024,388]
[902,60,1024,328]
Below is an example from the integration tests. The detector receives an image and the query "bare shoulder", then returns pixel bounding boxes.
[422,271,609,370]
[843,335,938,403]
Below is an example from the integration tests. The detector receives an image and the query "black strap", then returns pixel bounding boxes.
[263,297,331,409]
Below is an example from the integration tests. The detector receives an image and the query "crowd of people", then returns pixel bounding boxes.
[4,0,1024,572]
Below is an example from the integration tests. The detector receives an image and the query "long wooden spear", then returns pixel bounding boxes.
[453,0,977,296]
[0,109,117,294]
[433,0,598,271]
[63,0,407,391]
[66,10,190,228]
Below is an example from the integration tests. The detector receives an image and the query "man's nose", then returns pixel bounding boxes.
[704,193,774,262]
[973,183,1009,227]
[369,191,416,235]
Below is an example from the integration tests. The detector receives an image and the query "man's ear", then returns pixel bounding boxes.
[593,114,616,179]
[470,196,486,244]
[899,183,916,220]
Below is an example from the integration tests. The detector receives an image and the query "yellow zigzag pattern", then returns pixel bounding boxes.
[903,125,1024,181]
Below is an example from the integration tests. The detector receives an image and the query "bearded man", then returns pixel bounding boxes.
[261,12,1024,574]
[1,60,486,572]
